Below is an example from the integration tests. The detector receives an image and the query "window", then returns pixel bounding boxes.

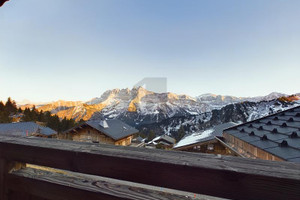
[207,144,214,151]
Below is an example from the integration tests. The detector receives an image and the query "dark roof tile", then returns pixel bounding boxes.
[287,157,300,162]
[264,146,300,160]
[0,122,56,136]
[279,138,300,149]
[224,105,300,162]
[85,119,138,140]
[250,140,278,149]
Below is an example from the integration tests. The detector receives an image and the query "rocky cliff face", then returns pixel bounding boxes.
[18,87,299,138]
[137,100,298,138]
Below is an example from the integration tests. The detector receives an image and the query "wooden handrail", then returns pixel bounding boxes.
[0,135,299,200]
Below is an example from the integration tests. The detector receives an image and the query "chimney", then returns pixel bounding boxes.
[99,117,109,128]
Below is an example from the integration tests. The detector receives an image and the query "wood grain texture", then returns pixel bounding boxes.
[7,167,221,200]
[0,159,25,200]
[0,159,6,200]
[0,136,299,200]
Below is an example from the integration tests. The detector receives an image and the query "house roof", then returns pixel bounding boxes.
[224,105,300,163]
[174,122,237,149]
[152,134,176,145]
[133,136,144,142]
[0,122,57,137]
[85,119,139,141]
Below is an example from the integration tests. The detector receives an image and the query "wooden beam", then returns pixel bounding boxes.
[214,136,245,157]
[0,159,25,200]
[7,167,222,200]
[0,136,299,200]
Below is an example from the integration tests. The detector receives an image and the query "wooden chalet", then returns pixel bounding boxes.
[62,118,138,146]
[223,106,300,163]
[147,134,176,149]
[0,122,57,138]
[173,122,238,155]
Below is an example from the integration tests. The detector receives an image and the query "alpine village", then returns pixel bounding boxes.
[0,91,300,200]
[1,0,300,200]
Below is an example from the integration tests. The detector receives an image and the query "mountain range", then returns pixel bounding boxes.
[18,88,300,138]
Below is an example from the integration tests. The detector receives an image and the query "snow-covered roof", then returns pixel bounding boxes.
[152,134,176,144]
[147,134,176,146]
[173,122,237,148]
[173,129,214,148]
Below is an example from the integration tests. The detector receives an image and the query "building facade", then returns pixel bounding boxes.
[62,119,138,146]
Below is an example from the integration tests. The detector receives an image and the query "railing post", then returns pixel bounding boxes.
[0,159,9,200]
[0,159,25,200]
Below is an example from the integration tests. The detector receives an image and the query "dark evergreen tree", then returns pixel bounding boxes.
[0,101,4,112]
[0,111,10,123]
[30,106,38,121]
[175,125,185,142]
[38,110,45,122]
[4,97,17,113]
[47,115,61,132]
[21,108,32,121]
[148,130,156,141]
[0,97,77,133]
[17,107,22,113]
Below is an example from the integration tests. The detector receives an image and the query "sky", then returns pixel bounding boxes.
[0,0,300,102]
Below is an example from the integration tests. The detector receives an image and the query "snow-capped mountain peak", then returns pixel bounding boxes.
[25,87,298,125]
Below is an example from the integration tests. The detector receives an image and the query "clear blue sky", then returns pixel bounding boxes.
[0,0,300,102]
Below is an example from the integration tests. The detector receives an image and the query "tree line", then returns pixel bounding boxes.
[0,97,80,132]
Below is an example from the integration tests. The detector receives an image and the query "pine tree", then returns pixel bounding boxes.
[30,106,38,121]
[5,97,17,113]
[0,111,10,123]
[176,125,185,142]
[47,115,61,132]
[38,110,44,122]
[17,107,22,113]
[0,101,4,112]
[148,130,156,141]
[22,108,32,121]
[61,117,68,131]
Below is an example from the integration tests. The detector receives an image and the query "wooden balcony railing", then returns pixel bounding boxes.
[0,135,299,200]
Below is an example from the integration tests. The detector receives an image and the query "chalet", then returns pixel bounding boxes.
[223,106,300,163]
[63,118,138,146]
[147,134,176,149]
[130,136,146,147]
[173,122,237,155]
[0,122,57,138]
[132,136,144,143]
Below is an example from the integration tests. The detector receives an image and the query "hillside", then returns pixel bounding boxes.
[16,88,300,138]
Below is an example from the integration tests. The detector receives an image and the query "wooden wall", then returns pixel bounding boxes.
[223,132,284,161]
[62,126,133,146]
[114,135,133,146]
[175,139,231,155]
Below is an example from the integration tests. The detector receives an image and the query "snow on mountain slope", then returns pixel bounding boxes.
[196,92,289,109]
[89,87,210,123]
[138,100,300,138]
[32,87,299,125]
[196,93,242,109]
[16,87,300,139]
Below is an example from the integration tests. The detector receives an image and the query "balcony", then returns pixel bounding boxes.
[0,135,299,200]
